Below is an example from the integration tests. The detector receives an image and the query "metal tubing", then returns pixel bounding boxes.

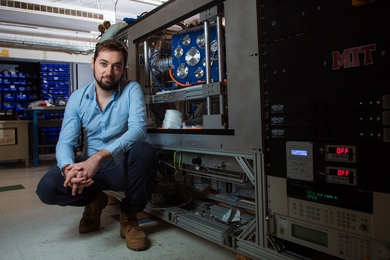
[216,15,225,82]
[184,167,247,185]
[217,15,225,115]
[204,19,212,114]
[149,57,173,72]
[143,40,150,88]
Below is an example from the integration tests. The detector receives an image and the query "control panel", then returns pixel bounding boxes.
[274,214,388,260]
[267,175,390,260]
[289,198,372,237]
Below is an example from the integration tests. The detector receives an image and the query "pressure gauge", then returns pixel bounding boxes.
[196,34,205,49]
[174,46,183,58]
[210,40,218,52]
[185,47,201,66]
[195,68,204,79]
[182,35,191,46]
[176,64,189,78]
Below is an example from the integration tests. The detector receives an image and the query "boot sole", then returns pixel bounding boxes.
[126,240,150,251]
[79,224,101,233]
[120,230,150,251]
[120,232,150,251]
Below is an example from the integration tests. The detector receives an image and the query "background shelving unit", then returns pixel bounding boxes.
[0,60,71,164]
[0,61,40,119]
[39,63,70,144]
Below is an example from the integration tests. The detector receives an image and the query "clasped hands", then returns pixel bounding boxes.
[63,162,96,196]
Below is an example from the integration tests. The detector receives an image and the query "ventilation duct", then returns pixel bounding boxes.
[0,0,105,21]
[0,0,115,32]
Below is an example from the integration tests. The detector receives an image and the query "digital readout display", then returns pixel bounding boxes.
[287,179,373,213]
[327,147,353,155]
[325,145,356,163]
[305,189,338,202]
[328,168,354,181]
[326,166,356,185]
[328,168,351,177]
[291,149,308,156]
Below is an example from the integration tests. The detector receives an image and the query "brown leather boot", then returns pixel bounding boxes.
[120,212,149,251]
[79,191,108,233]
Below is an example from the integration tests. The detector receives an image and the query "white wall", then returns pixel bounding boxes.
[70,63,94,92]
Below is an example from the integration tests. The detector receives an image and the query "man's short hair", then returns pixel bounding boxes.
[94,39,128,66]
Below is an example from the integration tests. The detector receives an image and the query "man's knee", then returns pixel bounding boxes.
[36,167,62,205]
[131,141,158,160]
[127,141,159,178]
[36,179,54,205]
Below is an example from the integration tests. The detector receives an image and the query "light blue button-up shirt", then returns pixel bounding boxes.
[56,79,147,170]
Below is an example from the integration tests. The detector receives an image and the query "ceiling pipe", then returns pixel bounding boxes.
[129,0,168,7]
[0,32,95,52]
[0,23,98,41]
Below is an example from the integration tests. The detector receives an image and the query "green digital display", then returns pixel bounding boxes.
[287,179,373,213]
[306,189,338,202]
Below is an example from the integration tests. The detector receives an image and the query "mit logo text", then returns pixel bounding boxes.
[332,44,376,70]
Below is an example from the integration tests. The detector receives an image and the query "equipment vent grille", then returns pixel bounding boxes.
[0,0,104,20]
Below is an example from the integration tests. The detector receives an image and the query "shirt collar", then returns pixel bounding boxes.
[85,80,121,100]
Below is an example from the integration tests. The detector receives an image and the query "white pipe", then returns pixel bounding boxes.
[0,32,95,52]
[130,0,164,6]
[0,24,98,41]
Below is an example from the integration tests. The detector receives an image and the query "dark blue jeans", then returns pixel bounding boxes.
[36,141,158,215]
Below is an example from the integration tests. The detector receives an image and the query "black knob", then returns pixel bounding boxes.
[359,224,367,231]
[192,157,202,165]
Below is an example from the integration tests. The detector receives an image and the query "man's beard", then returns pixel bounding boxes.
[95,74,121,91]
